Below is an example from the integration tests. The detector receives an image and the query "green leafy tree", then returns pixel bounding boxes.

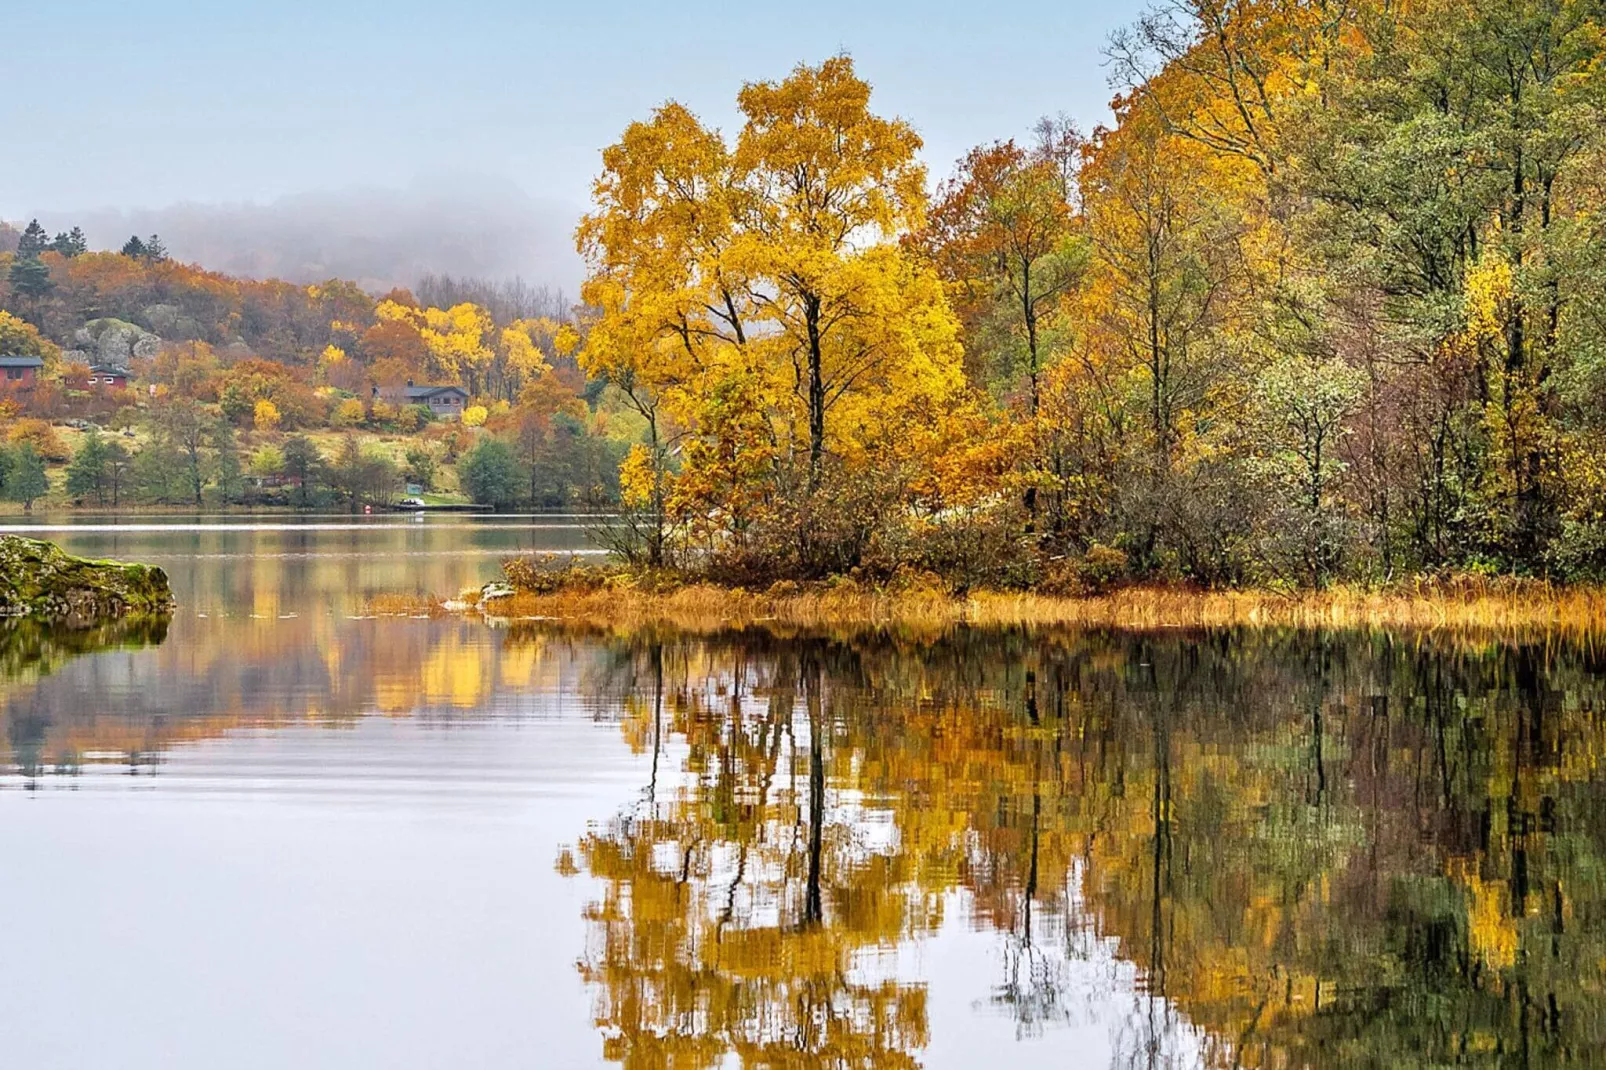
[103,439,131,507]
[459,437,525,509]
[328,435,400,508]
[211,423,245,505]
[403,445,437,491]
[131,442,187,504]
[250,444,285,481]
[1253,356,1365,587]
[146,397,213,506]
[281,435,322,508]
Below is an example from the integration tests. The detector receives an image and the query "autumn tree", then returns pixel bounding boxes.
[578,57,963,573]
[0,311,60,366]
[1074,98,1257,577]
[730,57,951,488]
[917,138,1083,413]
[916,135,1085,526]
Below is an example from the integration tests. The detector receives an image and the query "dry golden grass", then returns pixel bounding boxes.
[366,592,449,617]
[371,573,1606,639]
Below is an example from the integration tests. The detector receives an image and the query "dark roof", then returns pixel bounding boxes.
[88,364,127,374]
[0,355,45,369]
[405,384,468,400]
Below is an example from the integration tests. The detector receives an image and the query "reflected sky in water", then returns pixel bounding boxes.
[2,517,1604,1068]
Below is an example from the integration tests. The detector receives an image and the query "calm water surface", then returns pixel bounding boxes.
[1,514,1603,1068]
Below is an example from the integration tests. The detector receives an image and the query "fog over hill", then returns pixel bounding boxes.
[52,178,585,295]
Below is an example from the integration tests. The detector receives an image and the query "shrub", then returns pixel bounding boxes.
[502,557,612,594]
[6,419,68,462]
[397,404,432,432]
[1077,544,1129,592]
[331,398,366,427]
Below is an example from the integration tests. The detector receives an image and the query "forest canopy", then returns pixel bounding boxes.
[575,2,1606,588]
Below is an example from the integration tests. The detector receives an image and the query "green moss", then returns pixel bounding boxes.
[0,535,174,623]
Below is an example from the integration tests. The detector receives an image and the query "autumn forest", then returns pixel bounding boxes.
[7,0,1606,592]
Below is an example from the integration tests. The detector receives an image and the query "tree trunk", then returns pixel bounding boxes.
[1023,272,1040,528]
[803,652,825,927]
[805,292,826,493]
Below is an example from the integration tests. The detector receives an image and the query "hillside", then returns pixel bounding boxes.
[0,230,628,512]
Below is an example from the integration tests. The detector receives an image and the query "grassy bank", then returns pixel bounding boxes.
[4,426,473,512]
[379,562,1606,638]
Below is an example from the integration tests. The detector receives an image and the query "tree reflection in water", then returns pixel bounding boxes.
[558,625,1606,1069]
[6,613,1605,1066]
[0,616,169,779]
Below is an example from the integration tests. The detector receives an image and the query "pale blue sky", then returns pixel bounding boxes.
[6,1,1143,284]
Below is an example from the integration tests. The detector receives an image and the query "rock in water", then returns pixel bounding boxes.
[0,535,175,623]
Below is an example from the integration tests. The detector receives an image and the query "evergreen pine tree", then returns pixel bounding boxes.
[66,429,111,505]
[121,235,147,259]
[5,446,49,512]
[49,227,87,258]
[16,220,48,258]
[7,255,53,300]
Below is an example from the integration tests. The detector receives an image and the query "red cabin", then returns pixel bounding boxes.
[0,355,43,385]
[87,364,129,389]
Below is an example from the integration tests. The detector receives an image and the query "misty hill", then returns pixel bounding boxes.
[55,179,584,295]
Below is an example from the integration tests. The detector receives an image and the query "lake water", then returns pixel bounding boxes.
[1,515,1603,1068]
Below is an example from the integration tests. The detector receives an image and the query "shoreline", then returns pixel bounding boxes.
[378,576,1606,638]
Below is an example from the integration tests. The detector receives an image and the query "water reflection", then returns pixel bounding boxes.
[0,616,169,778]
[547,626,1606,1069]
[0,514,596,779]
[4,534,1606,1068]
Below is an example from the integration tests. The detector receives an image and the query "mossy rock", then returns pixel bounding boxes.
[0,535,174,624]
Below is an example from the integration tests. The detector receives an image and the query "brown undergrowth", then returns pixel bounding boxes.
[367,559,1606,641]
